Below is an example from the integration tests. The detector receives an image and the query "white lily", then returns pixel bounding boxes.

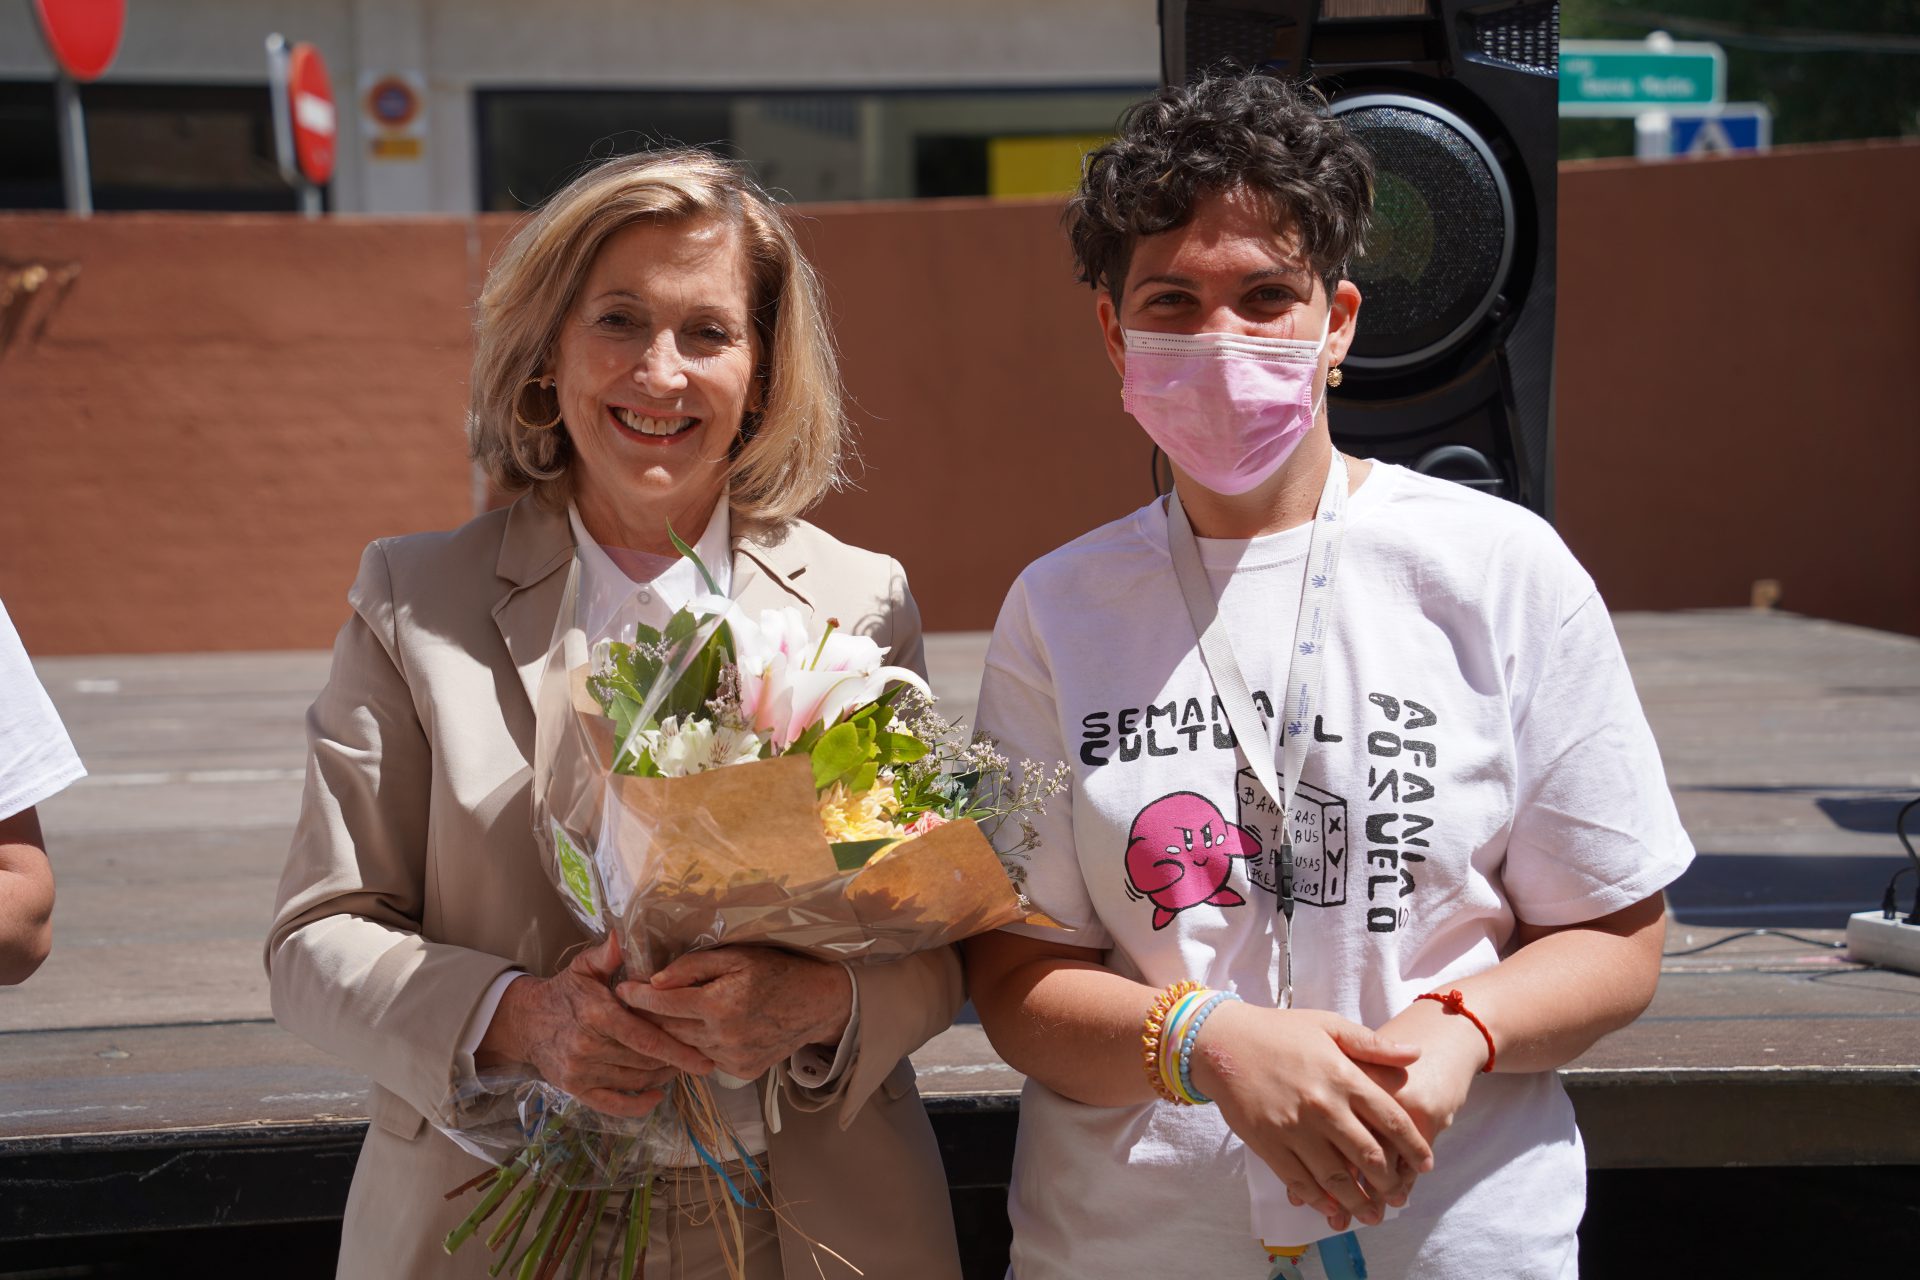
[690,594,929,752]
[636,714,766,777]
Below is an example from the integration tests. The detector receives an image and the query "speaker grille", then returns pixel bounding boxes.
[1335,99,1514,368]
[1460,1,1560,74]
[1184,10,1291,77]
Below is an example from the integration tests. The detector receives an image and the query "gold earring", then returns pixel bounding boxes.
[514,376,563,431]
[1327,366,1344,389]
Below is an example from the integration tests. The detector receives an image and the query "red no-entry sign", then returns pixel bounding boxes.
[31,0,126,82]
[286,42,337,186]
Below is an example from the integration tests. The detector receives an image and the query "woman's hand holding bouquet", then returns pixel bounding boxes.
[438,543,1062,1280]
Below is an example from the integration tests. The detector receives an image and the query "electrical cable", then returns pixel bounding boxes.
[1661,927,1847,958]
[1890,795,1920,923]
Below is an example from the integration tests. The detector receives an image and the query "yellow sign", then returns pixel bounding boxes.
[987,134,1110,198]
[370,136,422,160]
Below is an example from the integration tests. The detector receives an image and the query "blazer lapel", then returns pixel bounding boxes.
[491,499,575,715]
[731,529,815,615]
[490,508,814,718]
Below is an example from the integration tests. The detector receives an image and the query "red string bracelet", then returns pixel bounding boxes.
[1415,989,1496,1073]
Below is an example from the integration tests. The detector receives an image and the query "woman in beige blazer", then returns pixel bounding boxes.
[268,149,964,1280]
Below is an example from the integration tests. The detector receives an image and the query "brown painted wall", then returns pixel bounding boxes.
[1,217,474,653]
[2,140,1915,654]
[795,198,1145,632]
[1555,141,1920,638]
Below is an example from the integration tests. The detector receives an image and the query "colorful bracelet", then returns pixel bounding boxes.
[1164,988,1217,1103]
[1141,980,1204,1103]
[1159,990,1204,1101]
[1174,990,1241,1104]
[1415,988,1496,1072]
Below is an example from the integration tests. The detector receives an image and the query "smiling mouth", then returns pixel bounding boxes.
[611,406,698,440]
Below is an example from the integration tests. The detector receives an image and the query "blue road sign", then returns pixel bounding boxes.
[1670,104,1773,156]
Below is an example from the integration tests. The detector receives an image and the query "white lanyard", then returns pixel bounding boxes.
[1165,449,1350,1008]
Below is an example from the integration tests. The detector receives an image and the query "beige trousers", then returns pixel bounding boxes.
[587,1163,783,1280]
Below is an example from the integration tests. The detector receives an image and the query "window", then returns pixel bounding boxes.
[474,87,1149,210]
[0,82,300,212]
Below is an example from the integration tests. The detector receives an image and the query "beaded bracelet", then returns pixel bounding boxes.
[1141,980,1204,1103]
[1160,989,1211,1103]
[1415,988,1497,1072]
[1174,990,1242,1104]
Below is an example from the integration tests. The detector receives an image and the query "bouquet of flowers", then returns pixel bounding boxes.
[438,540,1061,1280]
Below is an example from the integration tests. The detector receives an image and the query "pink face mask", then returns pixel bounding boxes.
[1121,316,1331,496]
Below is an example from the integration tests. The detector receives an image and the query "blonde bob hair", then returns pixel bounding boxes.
[469,148,846,529]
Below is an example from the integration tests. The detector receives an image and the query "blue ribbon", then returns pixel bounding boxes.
[682,1118,769,1208]
[1316,1231,1368,1280]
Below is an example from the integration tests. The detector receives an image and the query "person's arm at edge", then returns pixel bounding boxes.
[0,806,54,985]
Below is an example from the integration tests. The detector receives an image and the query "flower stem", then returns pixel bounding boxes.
[567,1187,611,1280]
[808,618,840,670]
[537,1190,588,1280]
[622,1183,651,1280]
[445,1148,535,1254]
[487,1179,542,1276]
[516,1181,572,1280]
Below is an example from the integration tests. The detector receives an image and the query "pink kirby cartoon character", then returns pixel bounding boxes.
[1125,791,1262,930]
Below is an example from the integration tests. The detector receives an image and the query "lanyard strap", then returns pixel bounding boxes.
[1166,451,1350,1001]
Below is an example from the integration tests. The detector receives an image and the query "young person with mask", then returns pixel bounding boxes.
[963,74,1693,1279]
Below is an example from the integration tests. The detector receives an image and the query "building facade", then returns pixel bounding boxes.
[1,0,1159,213]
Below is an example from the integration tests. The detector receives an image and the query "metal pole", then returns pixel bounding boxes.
[265,34,298,186]
[300,183,322,218]
[1634,110,1672,161]
[54,71,92,217]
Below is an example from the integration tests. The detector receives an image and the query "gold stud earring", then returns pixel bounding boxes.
[514,376,563,431]
[1326,366,1344,389]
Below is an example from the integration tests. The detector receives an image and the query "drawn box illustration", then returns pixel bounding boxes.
[1237,770,1349,908]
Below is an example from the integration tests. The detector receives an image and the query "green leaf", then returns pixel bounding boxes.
[786,722,825,757]
[830,837,896,872]
[657,619,732,722]
[667,522,724,597]
[810,721,868,791]
[848,760,879,795]
[874,730,929,767]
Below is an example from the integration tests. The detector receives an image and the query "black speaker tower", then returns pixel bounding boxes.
[1159,0,1559,518]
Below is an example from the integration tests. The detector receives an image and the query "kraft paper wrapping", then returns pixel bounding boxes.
[592,752,1029,977]
[550,656,1047,979]
[845,817,1025,939]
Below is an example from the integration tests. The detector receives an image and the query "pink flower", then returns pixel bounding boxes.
[904,812,949,837]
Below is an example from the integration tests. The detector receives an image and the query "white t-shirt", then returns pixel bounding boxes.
[0,601,85,821]
[975,464,1694,1280]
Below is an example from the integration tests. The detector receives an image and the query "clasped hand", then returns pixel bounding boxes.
[1195,1000,1491,1232]
[1190,1003,1434,1232]
[478,936,853,1118]
[617,945,854,1081]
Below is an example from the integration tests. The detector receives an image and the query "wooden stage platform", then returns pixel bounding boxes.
[4,610,1918,1259]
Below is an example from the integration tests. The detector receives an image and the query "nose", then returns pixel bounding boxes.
[631,330,689,396]
[1198,305,1306,339]
[1196,306,1245,335]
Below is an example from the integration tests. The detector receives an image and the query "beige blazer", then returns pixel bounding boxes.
[268,498,964,1280]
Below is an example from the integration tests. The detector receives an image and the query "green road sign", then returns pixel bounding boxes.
[1560,39,1726,117]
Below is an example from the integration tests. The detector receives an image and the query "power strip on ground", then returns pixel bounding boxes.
[1845,910,1920,977]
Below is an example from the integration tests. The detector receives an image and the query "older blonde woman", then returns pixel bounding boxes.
[268,149,963,1280]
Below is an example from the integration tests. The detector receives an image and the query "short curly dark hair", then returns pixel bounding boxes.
[1067,73,1375,303]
